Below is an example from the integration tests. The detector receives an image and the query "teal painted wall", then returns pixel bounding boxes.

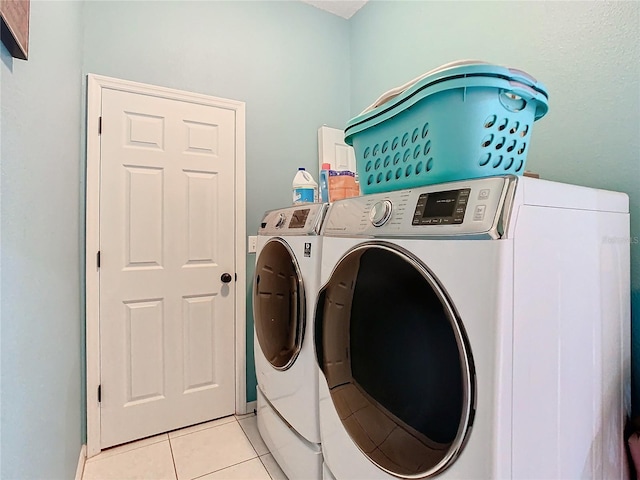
[0,1,84,477]
[82,0,351,404]
[0,16,3,478]
[350,0,640,409]
[1,3,636,478]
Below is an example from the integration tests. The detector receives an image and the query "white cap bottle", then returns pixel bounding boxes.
[292,167,318,204]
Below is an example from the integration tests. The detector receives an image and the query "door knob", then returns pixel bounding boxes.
[221,273,233,283]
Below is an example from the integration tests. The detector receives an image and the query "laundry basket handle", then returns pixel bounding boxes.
[508,68,537,84]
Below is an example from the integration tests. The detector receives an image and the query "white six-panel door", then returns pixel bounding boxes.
[99,88,237,448]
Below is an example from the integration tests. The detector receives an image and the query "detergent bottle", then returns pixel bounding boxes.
[319,163,331,203]
[292,167,318,204]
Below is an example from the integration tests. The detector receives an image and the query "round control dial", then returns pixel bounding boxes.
[369,200,393,227]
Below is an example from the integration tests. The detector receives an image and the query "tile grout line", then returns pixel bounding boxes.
[237,416,276,480]
[257,454,276,480]
[237,417,263,458]
[88,417,253,479]
[189,457,264,480]
[168,417,238,440]
[169,419,239,477]
[173,416,263,480]
[167,436,180,480]
[238,415,275,479]
[86,435,169,464]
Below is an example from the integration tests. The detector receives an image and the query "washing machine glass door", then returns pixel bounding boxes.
[254,238,305,370]
[315,243,475,479]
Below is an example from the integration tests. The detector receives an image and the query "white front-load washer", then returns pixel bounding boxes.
[314,175,630,479]
[254,203,327,480]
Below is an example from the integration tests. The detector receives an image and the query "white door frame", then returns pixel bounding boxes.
[85,74,247,457]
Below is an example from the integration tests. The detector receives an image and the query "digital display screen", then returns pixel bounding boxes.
[289,209,310,228]
[422,190,459,218]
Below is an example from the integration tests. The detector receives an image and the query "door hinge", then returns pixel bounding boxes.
[98,116,102,135]
[97,384,102,403]
[235,273,238,281]
[97,251,101,269]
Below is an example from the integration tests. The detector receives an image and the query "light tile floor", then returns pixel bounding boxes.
[82,413,287,480]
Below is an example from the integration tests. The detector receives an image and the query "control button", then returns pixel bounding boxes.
[478,189,491,200]
[275,213,287,228]
[473,205,487,222]
[369,200,393,227]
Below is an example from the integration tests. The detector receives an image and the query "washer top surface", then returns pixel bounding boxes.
[321,175,628,240]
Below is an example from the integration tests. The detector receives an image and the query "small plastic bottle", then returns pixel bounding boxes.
[292,167,318,204]
[319,163,331,203]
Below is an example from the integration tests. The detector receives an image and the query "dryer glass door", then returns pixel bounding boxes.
[315,243,475,478]
[254,239,305,370]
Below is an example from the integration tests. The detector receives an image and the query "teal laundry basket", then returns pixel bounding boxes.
[345,61,549,194]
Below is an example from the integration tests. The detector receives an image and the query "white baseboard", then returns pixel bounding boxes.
[75,444,86,480]
[246,400,257,414]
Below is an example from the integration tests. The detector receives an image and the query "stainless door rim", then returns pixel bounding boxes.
[317,240,476,478]
[254,237,306,371]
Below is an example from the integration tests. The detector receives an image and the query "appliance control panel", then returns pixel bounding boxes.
[412,188,470,226]
[259,203,328,236]
[322,176,516,238]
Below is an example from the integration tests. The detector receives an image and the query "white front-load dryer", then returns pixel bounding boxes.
[254,203,327,480]
[314,175,630,479]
